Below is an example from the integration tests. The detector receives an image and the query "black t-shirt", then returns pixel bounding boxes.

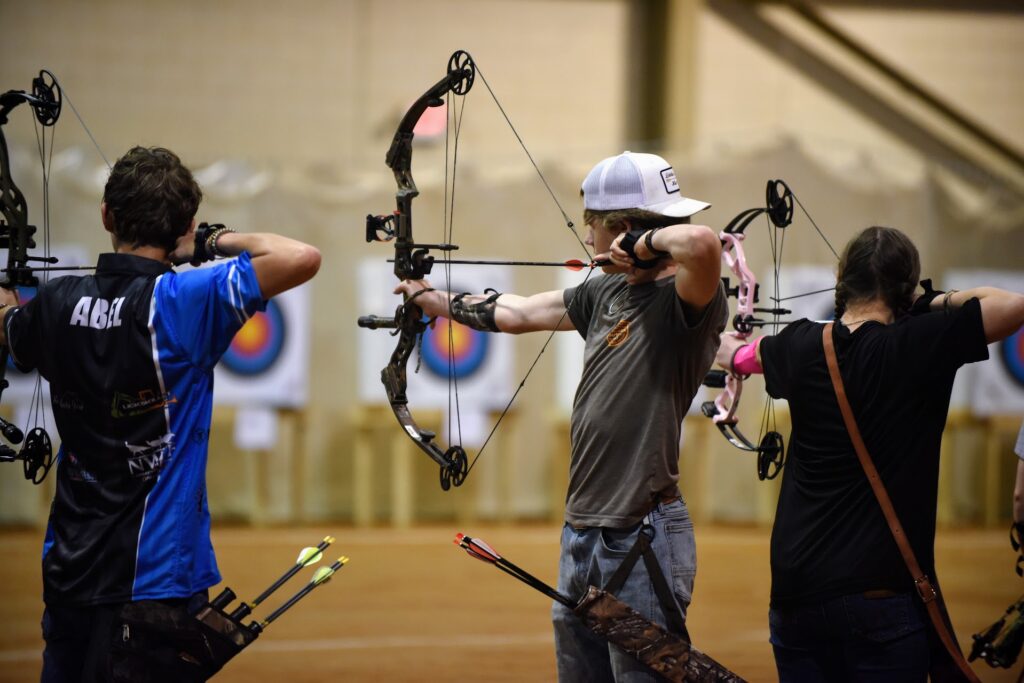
[760,300,988,607]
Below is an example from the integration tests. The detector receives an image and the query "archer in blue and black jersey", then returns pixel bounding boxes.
[0,146,320,682]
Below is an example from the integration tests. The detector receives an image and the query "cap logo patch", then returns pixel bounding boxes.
[660,167,679,194]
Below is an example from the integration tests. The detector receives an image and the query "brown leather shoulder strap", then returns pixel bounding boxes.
[821,323,980,682]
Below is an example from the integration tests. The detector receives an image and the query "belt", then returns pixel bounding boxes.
[568,491,682,531]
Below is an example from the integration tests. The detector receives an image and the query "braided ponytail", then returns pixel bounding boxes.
[835,226,920,319]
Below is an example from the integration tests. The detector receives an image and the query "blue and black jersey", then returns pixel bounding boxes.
[4,252,264,606]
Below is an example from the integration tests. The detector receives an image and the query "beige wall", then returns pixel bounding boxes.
[0,0,1022,526]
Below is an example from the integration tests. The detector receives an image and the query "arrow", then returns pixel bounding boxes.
[387,258,610,271]
[253,556,349,631]
[454,533,574,607]
[229,536,335,621]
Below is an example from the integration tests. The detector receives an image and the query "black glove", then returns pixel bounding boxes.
[189,222,229,267]
[910,278,944,315]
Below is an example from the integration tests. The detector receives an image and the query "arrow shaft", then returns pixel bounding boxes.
[250,538,333,607]
[261,559,345,627]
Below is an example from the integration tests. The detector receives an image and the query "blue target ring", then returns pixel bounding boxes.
[1000,327,1024,390]
[420,317,489,380]
[221,299,286,376]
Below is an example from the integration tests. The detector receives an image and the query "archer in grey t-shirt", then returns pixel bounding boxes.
[564,273,728,528]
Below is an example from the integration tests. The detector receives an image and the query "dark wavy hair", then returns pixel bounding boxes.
[834,226,920,319]
[582,207,689,233]
[102,147,202,252]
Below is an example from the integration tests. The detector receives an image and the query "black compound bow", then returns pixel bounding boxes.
[0,70,63,484]
[0,69,104,484]
[358,50,597,490]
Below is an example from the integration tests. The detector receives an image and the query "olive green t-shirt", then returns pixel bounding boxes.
[563,273,727,528]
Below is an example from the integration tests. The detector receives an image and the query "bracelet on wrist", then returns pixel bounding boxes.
[205,227,237,259]
[643,228,670,258]
[942,289,959,314]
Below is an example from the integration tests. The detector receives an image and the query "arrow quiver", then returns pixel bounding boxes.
[109,540,343,682]
[455,532,745,682]
[575,588,743,683]
[109,590,258,683]
[969,592,1024,671]
[574,531,745,683]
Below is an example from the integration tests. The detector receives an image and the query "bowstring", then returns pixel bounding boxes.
[27,112,56,441]
[19,74,109,457]
[755,186,840,456]
[472,62,593,262]
[459,60,599,477]
[444,88,468,453]
[758,213,785,451]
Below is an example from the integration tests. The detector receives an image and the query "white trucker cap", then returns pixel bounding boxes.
[581,151,710,217]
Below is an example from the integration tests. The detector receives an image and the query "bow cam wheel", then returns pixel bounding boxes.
[765,180,793,228]
[22,427,52,484]
[447,51,476,95]
[439,445,469,490]
[32,70,61,127]
[756,430,785,481]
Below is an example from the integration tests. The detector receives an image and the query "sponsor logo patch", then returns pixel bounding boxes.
[125,433,175,479]
[111,390,177,418]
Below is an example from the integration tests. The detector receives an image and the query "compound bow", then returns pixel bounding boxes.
[702,179,839,480]
[0,70,106,484]
[359,50,597,490]
[0,70,63,484]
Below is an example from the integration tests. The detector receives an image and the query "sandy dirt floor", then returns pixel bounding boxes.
[0,524,1018,682]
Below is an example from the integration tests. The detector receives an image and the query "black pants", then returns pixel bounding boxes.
[41,593,207,683]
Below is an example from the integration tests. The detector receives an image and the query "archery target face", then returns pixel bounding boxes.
[1002,327,1024,390]
[221,298,287,376]
[421,316,490,380]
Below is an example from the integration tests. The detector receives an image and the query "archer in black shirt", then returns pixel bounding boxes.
[716,226,1024,682]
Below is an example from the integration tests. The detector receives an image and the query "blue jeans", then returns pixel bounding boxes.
[769,591,930,683]
[552,498,697,683]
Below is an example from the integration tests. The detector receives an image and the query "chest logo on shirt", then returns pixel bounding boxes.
[69,296,126,330]
[606,319,630,347]
[125,433,175,479]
